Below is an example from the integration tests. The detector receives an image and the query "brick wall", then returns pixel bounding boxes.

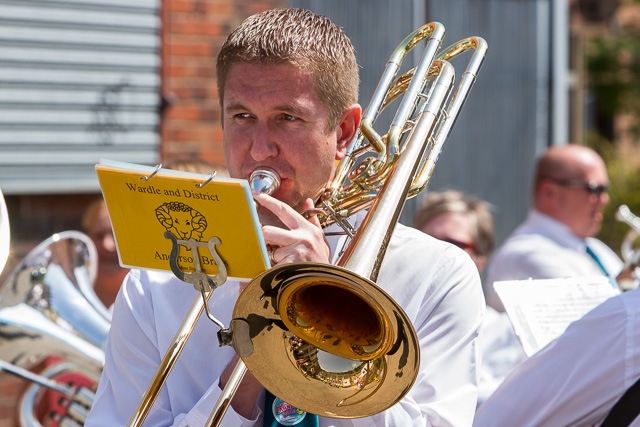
[159,0,286,166]
[0,375,27,427]
[0,1,285,425]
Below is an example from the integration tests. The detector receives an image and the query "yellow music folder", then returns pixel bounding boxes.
[96,159,269,281]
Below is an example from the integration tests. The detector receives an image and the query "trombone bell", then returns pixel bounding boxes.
[233,262,419,418]
[277,275,392,361]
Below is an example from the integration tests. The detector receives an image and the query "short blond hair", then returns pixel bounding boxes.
[216,8,359,130]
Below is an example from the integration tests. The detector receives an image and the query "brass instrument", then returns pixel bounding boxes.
[128,21,487,426]
[0,229,110,426]
[615,205,640,290]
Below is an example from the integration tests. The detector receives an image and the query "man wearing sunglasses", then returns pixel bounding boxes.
[484,144,623,312]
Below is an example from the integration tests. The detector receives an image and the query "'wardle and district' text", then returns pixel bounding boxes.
[125,182,221,202]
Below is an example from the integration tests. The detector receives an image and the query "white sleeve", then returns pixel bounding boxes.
[412,250,484,427]
[474,293,634,427]
[85,271,261,427]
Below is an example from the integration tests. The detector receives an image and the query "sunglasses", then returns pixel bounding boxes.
[545,177,609,196]
[441,237,476,253]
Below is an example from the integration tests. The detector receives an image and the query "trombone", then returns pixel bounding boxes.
[128,21,487,426]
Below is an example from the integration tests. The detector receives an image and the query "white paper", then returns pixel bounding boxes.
[494,276,620,356]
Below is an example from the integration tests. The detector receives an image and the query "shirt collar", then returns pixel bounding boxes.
[526,209,587,251]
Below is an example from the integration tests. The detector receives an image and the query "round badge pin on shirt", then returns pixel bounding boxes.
[272,396,308,426]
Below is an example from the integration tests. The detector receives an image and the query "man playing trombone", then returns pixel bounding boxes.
[86,8,485,427]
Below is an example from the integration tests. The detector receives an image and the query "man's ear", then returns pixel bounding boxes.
[539,180,561,211]
[335,104,362,160]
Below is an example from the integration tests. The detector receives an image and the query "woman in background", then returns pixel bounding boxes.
[414,190,526,406]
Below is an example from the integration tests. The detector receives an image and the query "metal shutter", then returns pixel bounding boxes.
[0,0,161,195]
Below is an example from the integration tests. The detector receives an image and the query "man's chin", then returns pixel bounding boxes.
[588,223,602,238]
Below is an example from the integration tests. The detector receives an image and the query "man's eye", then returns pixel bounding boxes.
[235,113,251,119]
[282,114,296,121]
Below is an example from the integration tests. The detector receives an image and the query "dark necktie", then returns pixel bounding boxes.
[263,390,319,427]
[585,244,609,276]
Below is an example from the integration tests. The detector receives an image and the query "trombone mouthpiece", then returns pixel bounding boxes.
[250,168,280,195]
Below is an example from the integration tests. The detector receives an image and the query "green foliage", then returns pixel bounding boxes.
[586,27,640,136]
[585,3,640,257]
[587,35,640,115]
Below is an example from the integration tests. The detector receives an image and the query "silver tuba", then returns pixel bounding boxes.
[0,228,110,426]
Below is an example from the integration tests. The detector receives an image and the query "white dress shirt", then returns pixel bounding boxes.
[484,210,623,311]
[86,214,485,427]
[473,287,640,427]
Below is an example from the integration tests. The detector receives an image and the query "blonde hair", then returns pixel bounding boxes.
[216,8,359,130]
[413,190,495,257]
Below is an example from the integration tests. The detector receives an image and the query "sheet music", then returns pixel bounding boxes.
[494,276,619,356]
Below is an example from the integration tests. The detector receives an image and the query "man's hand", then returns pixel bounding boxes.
[222,195,330,418]
[252,192,330,266]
